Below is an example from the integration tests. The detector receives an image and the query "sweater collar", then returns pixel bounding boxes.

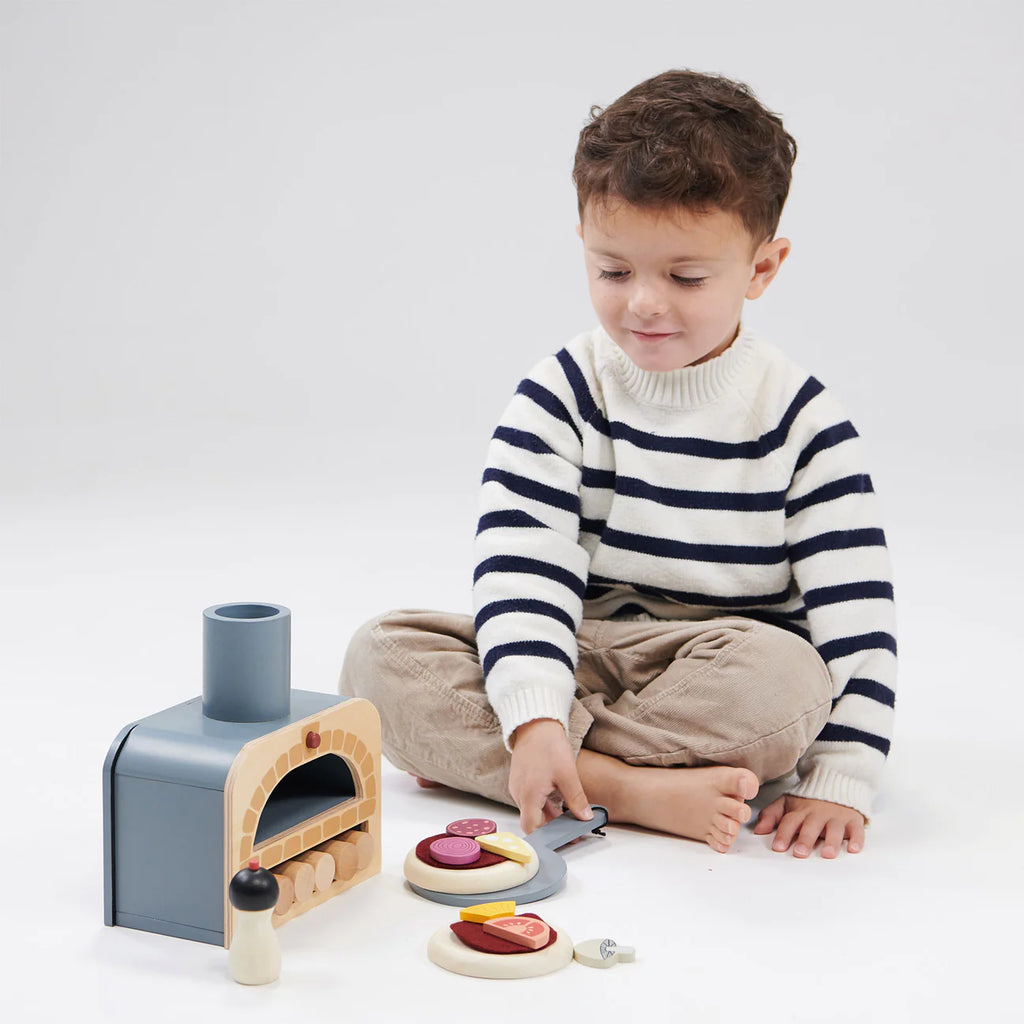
[597,324,757,408]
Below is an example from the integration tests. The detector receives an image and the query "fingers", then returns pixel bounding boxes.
[554,766,593,823]
[772,812,858,857]
[848,818,866,854]
[753,796,785,834]
[821,819,846,859]
[791,814,828,858]
[771,808,806,853]
[519,800,545,835]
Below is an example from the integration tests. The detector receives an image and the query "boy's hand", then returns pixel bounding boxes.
[508,718,593,835]
[754,794,865,858]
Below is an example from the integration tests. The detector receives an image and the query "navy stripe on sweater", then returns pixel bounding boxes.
[482,640,575,677]
[601,526,788,565]
[818,631,898,662]
[795,421,858,475]
[477,509,549,533]
[788,528,887,563]
[836,677,896,708]
[579,516,607,537]
[786,475,874,517]
[816,722,891,756]
[604,377,825,460]
[474,555,587,598]
[550,355,827,461]
[556,348,601,423]
[582,464,789,512]
[482,468,579,515]
[492,425,556,456]
[516,379,582,444]
[475,598,577,636]
[581,466,616,490]
[617,474,787,512]
[803,580,894,610]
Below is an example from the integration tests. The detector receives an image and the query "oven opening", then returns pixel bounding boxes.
[255,754,358,844]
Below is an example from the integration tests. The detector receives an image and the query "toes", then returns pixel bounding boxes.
[718,797,751,828]
[714,813,740,838]
[736,769,759,800]
[708,833,732,854]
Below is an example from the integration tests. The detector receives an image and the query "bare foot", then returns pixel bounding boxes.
[409,772,445,789]
[577,750,758,854]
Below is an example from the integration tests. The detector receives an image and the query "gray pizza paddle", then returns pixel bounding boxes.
[407,805,609,907]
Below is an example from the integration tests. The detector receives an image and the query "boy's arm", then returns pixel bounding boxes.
[472,351,595,829]
[766,384,897,850]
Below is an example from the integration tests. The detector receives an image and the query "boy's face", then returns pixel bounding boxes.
[578,201,790,372]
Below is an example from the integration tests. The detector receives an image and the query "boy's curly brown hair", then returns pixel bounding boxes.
[573,70,798,249]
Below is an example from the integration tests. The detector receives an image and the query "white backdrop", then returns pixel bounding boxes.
[2,2,1021,1021]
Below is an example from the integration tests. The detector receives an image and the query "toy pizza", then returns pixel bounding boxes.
[427,907,573,979]
[404,820,541,896]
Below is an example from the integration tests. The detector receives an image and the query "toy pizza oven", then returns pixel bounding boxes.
[103,603,381,946]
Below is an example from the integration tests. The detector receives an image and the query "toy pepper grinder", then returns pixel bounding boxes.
[228,858,281,985]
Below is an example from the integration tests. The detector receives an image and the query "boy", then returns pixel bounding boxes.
[341,70,896,858]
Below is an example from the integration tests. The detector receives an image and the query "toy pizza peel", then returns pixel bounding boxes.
[404,805,609,907]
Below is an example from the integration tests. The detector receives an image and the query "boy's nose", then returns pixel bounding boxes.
[627,283,670,319]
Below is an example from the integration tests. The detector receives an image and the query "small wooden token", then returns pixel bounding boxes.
[483,915,551,950]
[446,817,498,838]
[573,938,637,969]
[475,831,533,864]
[460,901,516,923]
[429,836,482,866]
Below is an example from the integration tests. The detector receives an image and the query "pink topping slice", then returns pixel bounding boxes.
[429,836,482,865]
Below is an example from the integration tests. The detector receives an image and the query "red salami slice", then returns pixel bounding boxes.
[415,834,506,870]
[446,817,498,838]
[450,914,557,955]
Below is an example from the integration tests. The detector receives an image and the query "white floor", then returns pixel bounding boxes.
[4,471,1020,1024]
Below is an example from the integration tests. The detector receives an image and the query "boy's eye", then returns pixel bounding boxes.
[597,269,706,288]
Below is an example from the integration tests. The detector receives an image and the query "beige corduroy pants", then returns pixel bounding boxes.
[339,609,833,809]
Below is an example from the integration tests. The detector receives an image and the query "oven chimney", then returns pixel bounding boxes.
[202,603,291,722]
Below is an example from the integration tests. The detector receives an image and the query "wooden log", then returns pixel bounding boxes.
[277,859,315,903]
[340,829,374,870]
[296,850,336,892]
[270,870,295,916]
[318,839,358,881]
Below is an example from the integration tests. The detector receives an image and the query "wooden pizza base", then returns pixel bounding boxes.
[403,844,539,895]
[427,922,574,979]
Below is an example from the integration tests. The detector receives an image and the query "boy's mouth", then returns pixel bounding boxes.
[630,330,678,342]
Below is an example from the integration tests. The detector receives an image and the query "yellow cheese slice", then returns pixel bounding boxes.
[475,832,533,864]
[459,901,517,923]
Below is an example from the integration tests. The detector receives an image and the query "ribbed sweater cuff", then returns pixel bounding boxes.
[492,689,571,752]
[788,766,875,822]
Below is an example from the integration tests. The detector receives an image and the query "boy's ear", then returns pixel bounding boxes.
[746,237,791,300]
[575,222,583,240]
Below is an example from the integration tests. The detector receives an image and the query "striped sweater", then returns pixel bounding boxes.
[472,324,896,819]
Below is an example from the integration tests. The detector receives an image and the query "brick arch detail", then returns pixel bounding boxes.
[237,726,378,869]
